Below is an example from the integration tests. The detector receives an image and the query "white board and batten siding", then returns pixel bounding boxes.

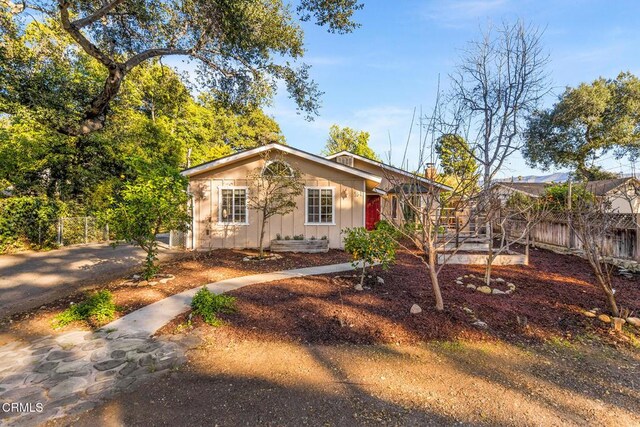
[187,153,367,250]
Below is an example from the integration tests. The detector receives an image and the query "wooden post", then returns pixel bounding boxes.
[636,213,640,263]
[84,217,88,244]
[567,181,575,250]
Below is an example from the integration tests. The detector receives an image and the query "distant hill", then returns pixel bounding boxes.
[495,172,570,184]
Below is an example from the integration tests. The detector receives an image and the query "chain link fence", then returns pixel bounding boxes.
[55,217,110,246]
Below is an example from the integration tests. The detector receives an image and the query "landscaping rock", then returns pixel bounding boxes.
[492,289,506,295]
[583,311,596,318]
[455,280,464,285]
[410,304,422,314]
[354,283,363,291]
[377,277,385,284]
[148,281,158,286]
[495,278,505,283]
[159,278,170,284]
[457,277,463,281]
[477,286,492,294]
[462,307,474,314]
[597,314,611,324]
[472,320,488,329]
[626,317,640,327]
[612,317,626,331]
[466,284,477,290]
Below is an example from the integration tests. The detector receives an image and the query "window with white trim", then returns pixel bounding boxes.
[306,187,334,224]
[219,187,248,224]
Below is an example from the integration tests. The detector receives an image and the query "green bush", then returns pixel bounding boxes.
[53,290,116,329]
[343,227,397,286]
[374,220,402,239]
[0,196,67,252]
[191,287,236,326]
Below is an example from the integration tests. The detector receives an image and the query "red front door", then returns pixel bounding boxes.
[365,195,381,230]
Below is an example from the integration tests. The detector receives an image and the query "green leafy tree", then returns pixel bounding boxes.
[435,134,477,177]
[247,155,304,258]
[106,171,190,279]
[524,72,640,179]
[323,124,380,160]
[0,55,284,211]
[343,227,397,287]
[2,0,363,136]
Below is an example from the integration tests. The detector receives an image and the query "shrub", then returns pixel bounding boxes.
[53,290,116,329]
[191,287,236,326]
[275,233,282,240]
[0,196,67,252]
[284,235,291,240]
[106,171,190,279]
[374,220,402,239]
[293,234,304,240]
[343,227,397,286]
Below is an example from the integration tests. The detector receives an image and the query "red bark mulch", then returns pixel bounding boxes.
[161,246,640,346]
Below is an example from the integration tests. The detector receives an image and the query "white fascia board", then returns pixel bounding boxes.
[182,144,382,184]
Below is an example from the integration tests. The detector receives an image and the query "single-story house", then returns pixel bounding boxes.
[490,178,640,214]
[180,143,450,250]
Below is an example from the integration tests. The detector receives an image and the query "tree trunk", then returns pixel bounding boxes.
[427,248,444,311]
[59,65,126,136]
[258,215,267,258]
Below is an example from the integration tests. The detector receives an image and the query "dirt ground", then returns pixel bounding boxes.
[48,246,640,426]
[50,334,640,426]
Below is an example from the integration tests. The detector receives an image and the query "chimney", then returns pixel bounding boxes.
[425,162,437,180]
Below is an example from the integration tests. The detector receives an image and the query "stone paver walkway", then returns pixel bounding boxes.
[0,261,360,425]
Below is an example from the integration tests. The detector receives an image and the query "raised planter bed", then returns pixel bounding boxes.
[438,252,527,265]
[270,239,329,253]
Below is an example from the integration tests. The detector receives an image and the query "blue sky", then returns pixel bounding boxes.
[262,0,640,179]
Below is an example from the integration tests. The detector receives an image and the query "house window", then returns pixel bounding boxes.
[391,196,398,220]
[306,187,334,224]
[219,187,248,224]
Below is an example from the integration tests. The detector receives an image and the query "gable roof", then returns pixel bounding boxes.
[181,143,382,183]
[585,177,639,196]
[325,151,452,191]
[493,177,640,198]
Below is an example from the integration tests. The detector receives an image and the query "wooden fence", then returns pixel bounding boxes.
[503,213,639,262]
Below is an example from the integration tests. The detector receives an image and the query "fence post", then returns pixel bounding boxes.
[105,223,110,243]
[636,214,640,263]
[84,217,88,244]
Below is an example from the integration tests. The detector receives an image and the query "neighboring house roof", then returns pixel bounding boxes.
[492,182,548,197]
[181,143,382,183]
[325,151,452,191]
[493,177,640,198]
[585,177,639,196]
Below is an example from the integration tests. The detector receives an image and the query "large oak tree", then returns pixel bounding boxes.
[523,72,640,180]
[1,0,363,135]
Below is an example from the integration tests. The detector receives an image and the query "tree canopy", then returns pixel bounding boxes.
[1,0,363,136]
[323,124,380,160]
[0,52,284,212]
[435,134,478,178]
[523,72,640,180]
